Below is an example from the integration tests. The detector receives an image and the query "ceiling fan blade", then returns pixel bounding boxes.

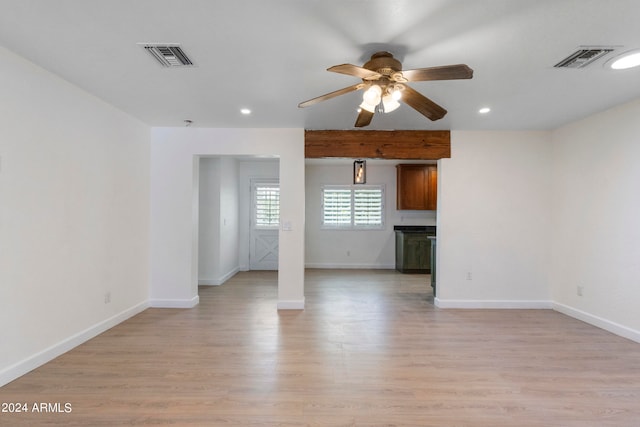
[401,85,447,121]
[354,109,374,127]
[401,64,473,82]
[298,83,365,108]
[328,64,382,80]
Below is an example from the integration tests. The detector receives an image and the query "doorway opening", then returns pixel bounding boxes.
[197,156,280,287]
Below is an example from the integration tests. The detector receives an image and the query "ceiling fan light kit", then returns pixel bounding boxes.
[358,83,403,113]
[298,51,473,127]
[362,85,382,109]
[382,93,401,113]
[359,101,376,114]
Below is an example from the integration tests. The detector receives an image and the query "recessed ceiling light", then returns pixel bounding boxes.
[240,108,251,115]
[609,50,640,70]
[478,107,491,114]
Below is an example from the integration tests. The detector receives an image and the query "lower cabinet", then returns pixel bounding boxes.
[395,231,431,273]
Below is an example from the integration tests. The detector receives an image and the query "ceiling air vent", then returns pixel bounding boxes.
[141,44,194,67]
[554,47,614,68]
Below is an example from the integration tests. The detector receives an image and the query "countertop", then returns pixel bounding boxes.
[393,225,436,234]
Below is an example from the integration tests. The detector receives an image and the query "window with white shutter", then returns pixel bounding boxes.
[322,185,384,229]
[254,183,280,228]
[322,187,352,227]
[354,187,383,226]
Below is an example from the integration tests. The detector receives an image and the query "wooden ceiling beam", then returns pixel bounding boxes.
[305,130,450,160]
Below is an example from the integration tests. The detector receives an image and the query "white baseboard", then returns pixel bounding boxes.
[0,301,148,387]
[553,302,640,344]
[277,298,305,310]
[149,295,199,308]
[198,278,221,286]
[198,267,240,286]
[434,298,553,309]
[305,263,395,269]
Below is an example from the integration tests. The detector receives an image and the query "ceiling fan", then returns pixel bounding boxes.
[298,51,473,127]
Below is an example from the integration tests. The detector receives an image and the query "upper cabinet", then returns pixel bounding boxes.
[396,164,438,210]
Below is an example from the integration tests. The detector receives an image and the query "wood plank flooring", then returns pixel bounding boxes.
[1,269,640,426]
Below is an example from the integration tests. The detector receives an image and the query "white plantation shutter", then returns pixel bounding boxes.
[322,185,384,229]
[353,188,383,226]
[322,188,352,227]
[255,184,280,228]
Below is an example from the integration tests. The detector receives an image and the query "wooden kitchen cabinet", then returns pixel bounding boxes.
[396,164,438,210]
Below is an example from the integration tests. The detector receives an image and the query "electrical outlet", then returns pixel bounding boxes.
[104,291,111,304]
[577,286,583,297]
[347,250,351,256]
[466,272,472,280]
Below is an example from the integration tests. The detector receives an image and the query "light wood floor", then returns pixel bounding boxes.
[2,270,640,426]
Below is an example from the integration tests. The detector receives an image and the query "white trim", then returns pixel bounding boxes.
[0,301,148,387]
[553,302,640,344]
[149,295,199,308]
[198,279,222,286]
[434,298,553,309]
[305,263,395,269]
[277,299,305,310]
[198,267,239,286]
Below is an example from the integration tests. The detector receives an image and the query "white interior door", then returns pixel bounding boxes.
[249,180,279,270]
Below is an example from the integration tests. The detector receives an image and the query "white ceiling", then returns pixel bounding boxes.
[1,0,639,131]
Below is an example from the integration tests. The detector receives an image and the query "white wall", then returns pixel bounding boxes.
[305,161,436,268]
[436,131,552,308]
[550,98,640,339]
[198,158,222,283]
[218,158,240,280]
[198,157,240,285]
[0,46,150,386]
[150,129,305,309]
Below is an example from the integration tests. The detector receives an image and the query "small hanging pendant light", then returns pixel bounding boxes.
[353,160,366,184]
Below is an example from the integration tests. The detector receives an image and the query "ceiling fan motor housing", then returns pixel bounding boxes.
[363,51,402,77]
[362,52,407,83]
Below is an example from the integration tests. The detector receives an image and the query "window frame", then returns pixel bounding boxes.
[321,184,385,230]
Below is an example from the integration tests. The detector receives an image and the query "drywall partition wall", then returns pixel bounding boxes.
[305,161,436,268]
[150,128,305,309]
[218,158,240,281]
[0,46,150,386]
[436,131,552,308]
[550,98,640,340]
[198,158,222,284]
[198,156,241,285]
